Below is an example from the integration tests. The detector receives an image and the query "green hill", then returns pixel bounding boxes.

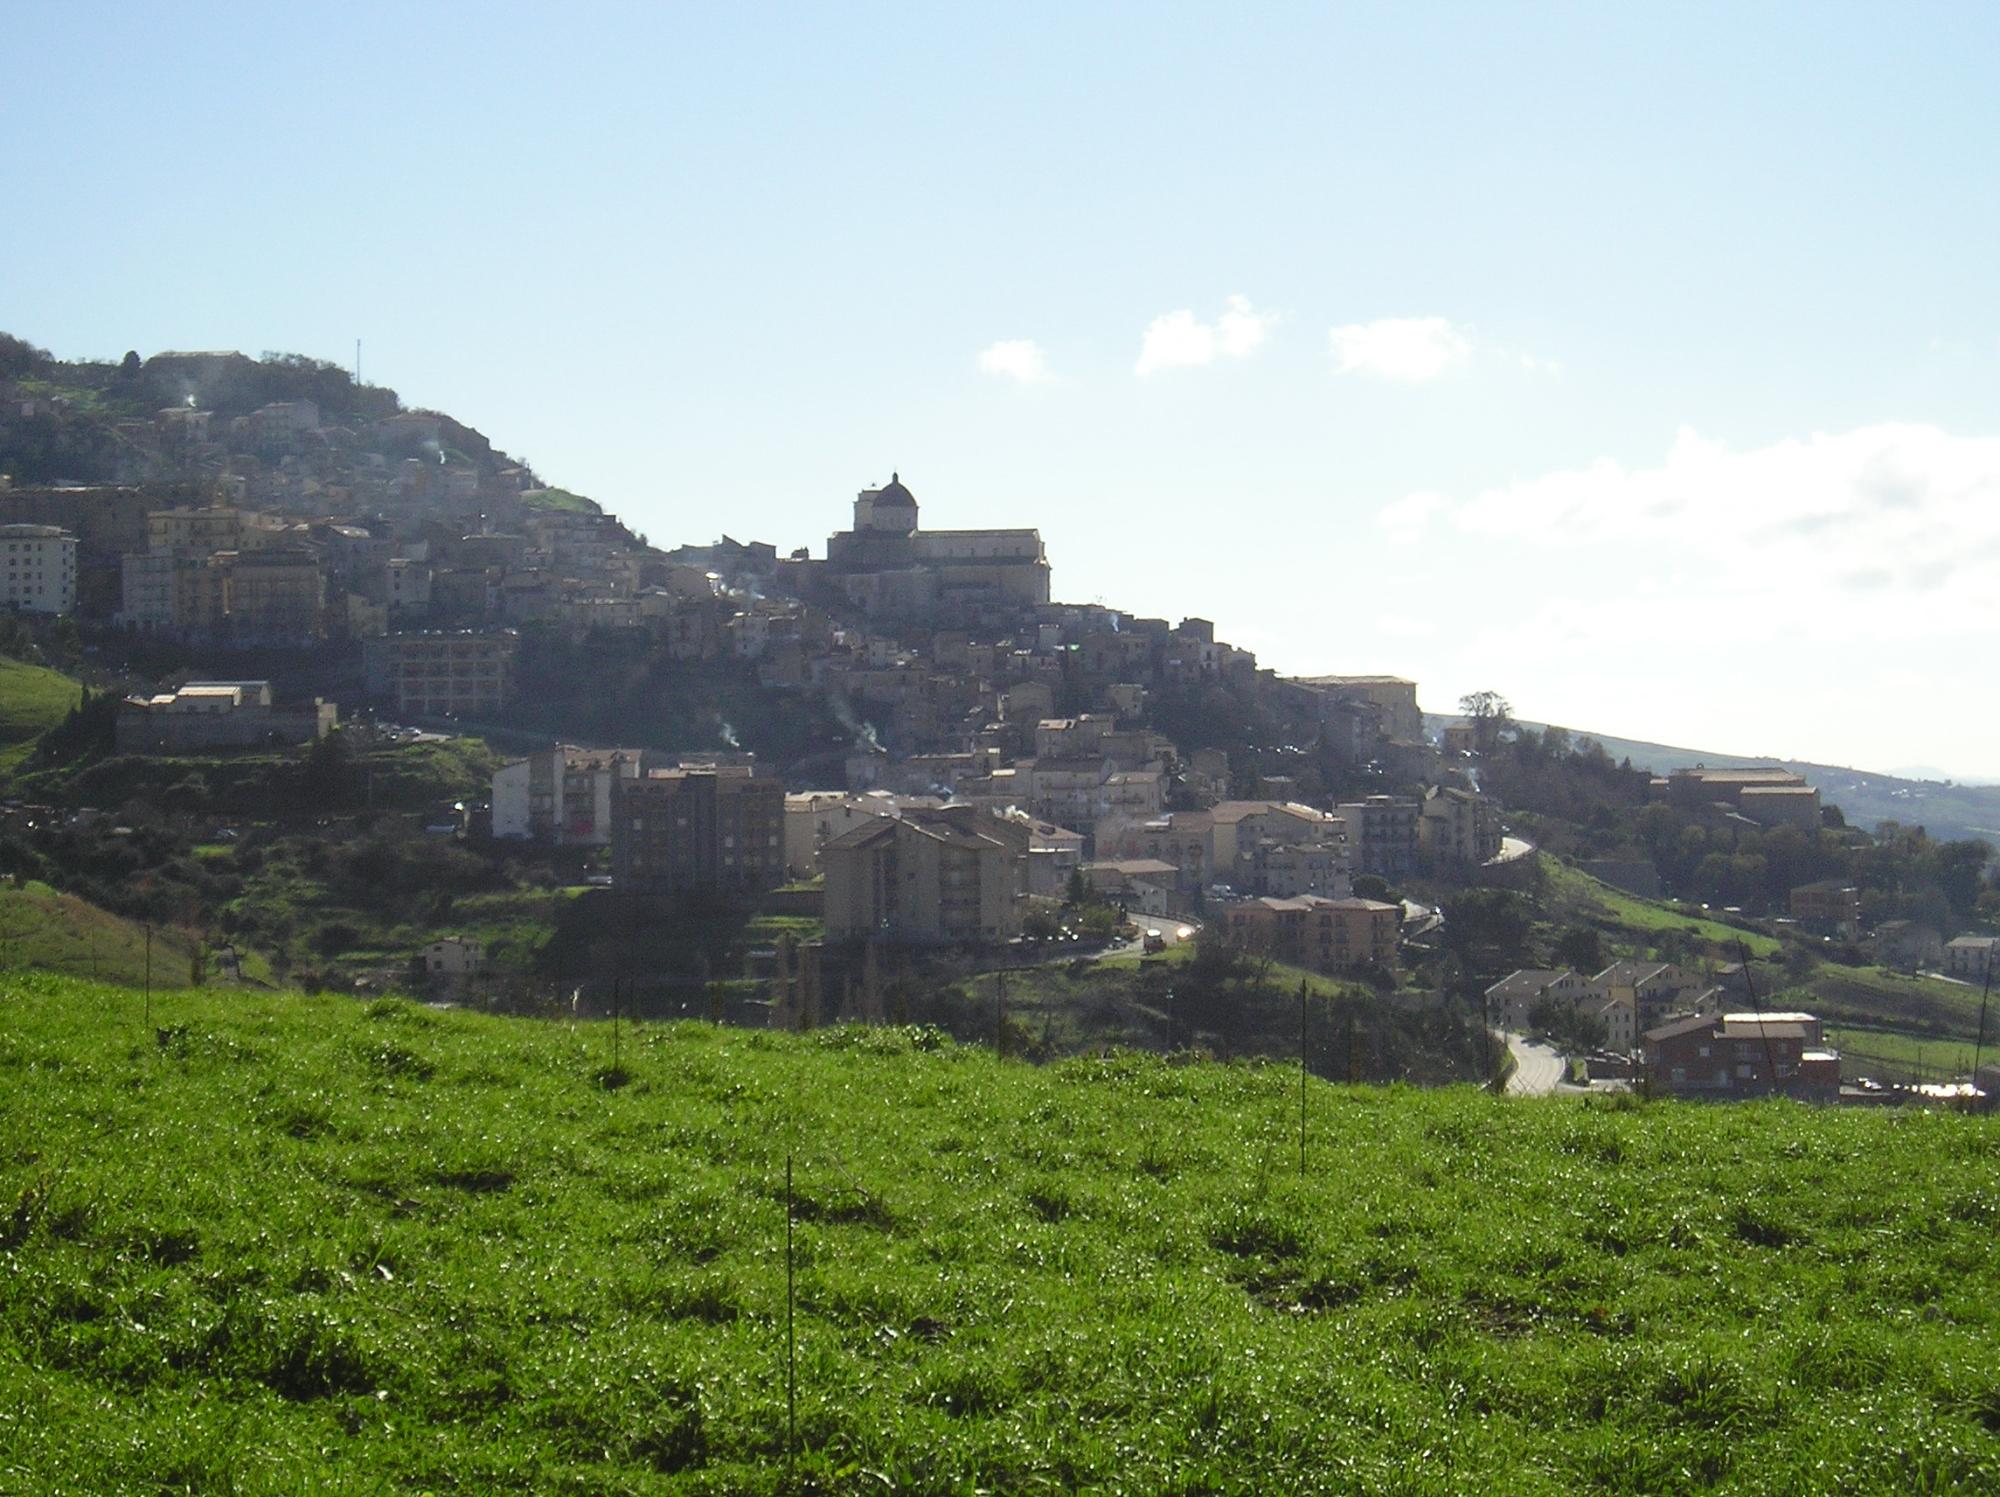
[0,656,81,774]
[3,978,1998,1493]
[0,879,209,987]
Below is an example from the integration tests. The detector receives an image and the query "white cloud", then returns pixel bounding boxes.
[976,339,1052,384]
[1375,488,1448,544]
[1135,294,1277,376]
[1330,316,1472,382]
[1448,423,2000,644]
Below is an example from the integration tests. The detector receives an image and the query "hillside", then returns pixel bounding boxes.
[1429,714,2000,850]
[0,879,209,988]
[0,657,82,774]
[3,978,1998,1494]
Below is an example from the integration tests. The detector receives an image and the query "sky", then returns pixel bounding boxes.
[5,2,1998,779]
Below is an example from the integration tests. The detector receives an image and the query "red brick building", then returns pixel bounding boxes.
[1641,1012,1840,1101]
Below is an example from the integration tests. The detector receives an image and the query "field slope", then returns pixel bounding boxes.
[0,656,81,774]
[3,978,1999,1494]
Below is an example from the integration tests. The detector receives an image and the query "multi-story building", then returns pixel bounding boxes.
[1239,838,1352,899]
[217,548,325,643]
[0,524,77,614]
[1789,880,1861,939]
[492,745,644,844]
[1642,1012,1840,1100]
[1483,969,1601,1031]
[1945,936,1998,980]
[363,631,517,718]
[611,766,785,895]
[147,506,280,556]
[1419,785,1503,871]
[1593,961,1708,1035]
[821,808,1021,945]
[1283,675,1424,744]
[1333,796,1422,881]
[1219,895,1401,975]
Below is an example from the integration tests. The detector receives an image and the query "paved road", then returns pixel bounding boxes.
[1505,1033,1568,1096]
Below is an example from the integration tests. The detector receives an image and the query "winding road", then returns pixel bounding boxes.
[1505,1033,1568,1096]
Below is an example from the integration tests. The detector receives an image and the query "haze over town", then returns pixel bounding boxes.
[5,2,1996,778]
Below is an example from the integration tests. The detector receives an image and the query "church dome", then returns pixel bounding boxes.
[873,472,916,507]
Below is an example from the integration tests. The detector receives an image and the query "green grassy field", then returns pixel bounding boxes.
[0,657,82,774]
[1543,861,1782,958]
[3,976,1998,1494]
[0,880,206,987]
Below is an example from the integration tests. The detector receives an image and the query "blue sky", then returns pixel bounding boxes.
[6,3,1998,777]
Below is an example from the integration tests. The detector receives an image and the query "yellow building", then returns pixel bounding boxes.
[821,809,1021,945]
[1220,895,1400,974]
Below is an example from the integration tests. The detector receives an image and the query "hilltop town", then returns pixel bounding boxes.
[3,336,1996,1098]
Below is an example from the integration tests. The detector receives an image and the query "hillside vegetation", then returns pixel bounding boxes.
[3,978,1998,1494]
[0,656,82,773]
[0,880,206,987]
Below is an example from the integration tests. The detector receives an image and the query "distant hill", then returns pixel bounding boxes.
[1426,715,2000,849]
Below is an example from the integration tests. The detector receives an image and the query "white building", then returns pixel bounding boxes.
[420,937,485,981]
[0,525,77,615]
[492,745,644,844]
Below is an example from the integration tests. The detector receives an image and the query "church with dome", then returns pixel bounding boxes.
[819,473,1050,621]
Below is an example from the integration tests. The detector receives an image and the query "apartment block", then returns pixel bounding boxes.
[611,766,785,895]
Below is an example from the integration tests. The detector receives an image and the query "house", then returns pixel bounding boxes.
[1945,936,1998,981]
[1218,895,1400,975]
[1592,961,1706,1034]
[820,808,1021,945]
[1790,880,1861,940]
[1082,859,1181,917]
[1872,921,1944,971]
[1484,969,1599,1032]
[420,936,485,982]
[1641,1012,1840,1100]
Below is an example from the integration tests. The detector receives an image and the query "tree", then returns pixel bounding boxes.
[1458,691,1512,754]
[1552,925,1603,974]
[1064,868,1089,908]
[120,350,142,379]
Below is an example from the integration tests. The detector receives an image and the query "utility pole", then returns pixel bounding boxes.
[1975,967,1993,1088]
[1299,981,1308,1178]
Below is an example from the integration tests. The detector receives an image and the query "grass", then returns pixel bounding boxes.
[0,880,204,987]
[5,976,1995,1493]
[1792,962,1992,1039]
[1824,1024,1991,1086]
[0,656,82,774]
[518,486,600,514]
[1543,860,1782,957]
